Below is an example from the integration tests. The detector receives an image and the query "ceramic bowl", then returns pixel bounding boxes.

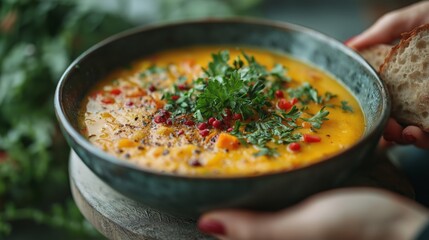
[55,19,390,218]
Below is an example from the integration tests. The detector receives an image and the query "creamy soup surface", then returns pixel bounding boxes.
[79,46,365,177]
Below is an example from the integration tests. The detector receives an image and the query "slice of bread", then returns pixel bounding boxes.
[380,24,429,132]
[359,44,393,71]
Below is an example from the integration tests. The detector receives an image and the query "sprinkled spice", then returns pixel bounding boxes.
[199,129,210,137]
[80,46,364,177]
[189,159,202,167]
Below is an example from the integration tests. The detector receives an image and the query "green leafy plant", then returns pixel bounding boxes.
[0,0,133,238]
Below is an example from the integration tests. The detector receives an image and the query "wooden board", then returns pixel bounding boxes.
[70,151,213,240]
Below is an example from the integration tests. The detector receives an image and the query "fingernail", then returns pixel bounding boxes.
[198,219,226,235]
[344,36,357,45]
[403,133,416,143]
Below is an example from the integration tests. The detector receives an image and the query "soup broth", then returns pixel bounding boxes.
[79,46,365,177]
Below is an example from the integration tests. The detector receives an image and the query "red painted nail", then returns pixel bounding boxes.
[198,219,226,235]
[403,133,416,143]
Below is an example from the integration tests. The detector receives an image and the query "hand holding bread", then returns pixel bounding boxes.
[358,25,429,133]
[379,25,429,133]
[347,1,429,148]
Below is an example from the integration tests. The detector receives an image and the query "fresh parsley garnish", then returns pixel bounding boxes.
[204,50,231,77]
[157,50,353,156]
[195,71,268,120]
[341,101,354,113]
[233,106,303,157]
[323,100,354,113]
[162,86,196,119]
[323,92,338,102]
[301,107,330,130]
[287,82,322,104]
[254,147,279,157]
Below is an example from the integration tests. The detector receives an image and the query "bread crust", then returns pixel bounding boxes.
[379,24,429,132]
[359,44,393,71]
[380,24,429,73]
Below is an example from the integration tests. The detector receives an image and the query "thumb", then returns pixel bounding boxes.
[197,208,317,240]
[347,1,429,50]
[346,12,407,50]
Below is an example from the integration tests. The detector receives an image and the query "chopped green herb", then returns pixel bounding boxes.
[178,76,187,83]
[288,82,322,104]
[241,50,268,77]
[323,92,338,102]
[341,101,354,113]
[234,107,302,154]
[254,147,279,157]
[301,107,330,129]
[233,56,244,69]
[139,65,166,78]
[195,72,266,120]
[203,50,231,77]
[162,87,196,119]
[270,63,290,82]
[194,51,280,120]
[281,106,301,124]
[267,64,291,99]
[157,50,351,156]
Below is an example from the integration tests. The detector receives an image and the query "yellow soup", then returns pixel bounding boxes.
[79,46,365,177]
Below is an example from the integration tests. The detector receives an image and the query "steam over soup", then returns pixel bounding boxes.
[79,46,365,177]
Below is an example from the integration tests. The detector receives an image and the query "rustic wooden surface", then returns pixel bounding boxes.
[70,151,212,240]
[70,150,414,240]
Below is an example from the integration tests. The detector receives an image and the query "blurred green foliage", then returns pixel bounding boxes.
[0,0,259,238]
[0,0,135,238]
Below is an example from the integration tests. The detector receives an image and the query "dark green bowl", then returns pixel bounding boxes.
[55,19,390,218]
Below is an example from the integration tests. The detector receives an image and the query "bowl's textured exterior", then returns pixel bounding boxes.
[55,19,390,218]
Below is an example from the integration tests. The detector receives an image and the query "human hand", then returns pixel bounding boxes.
[198,188,428,240]
[346,1,429,149]
[346,1,429,50]
[383,119,429,149]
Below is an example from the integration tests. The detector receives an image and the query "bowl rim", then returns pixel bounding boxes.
[54,17,391,180]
